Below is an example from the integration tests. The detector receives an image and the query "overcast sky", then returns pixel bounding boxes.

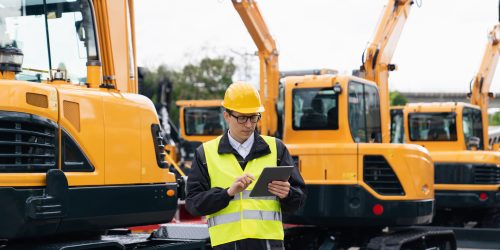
[135,0,499,93]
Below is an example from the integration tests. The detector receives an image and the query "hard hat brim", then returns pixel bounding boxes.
[224,105,265,114]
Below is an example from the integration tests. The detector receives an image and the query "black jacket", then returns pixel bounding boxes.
[185,131,306,217]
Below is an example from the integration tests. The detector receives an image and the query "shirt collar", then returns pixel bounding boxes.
[217,130,271,161]
[228,130,254,150]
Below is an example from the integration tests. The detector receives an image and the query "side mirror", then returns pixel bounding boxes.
[75,20,86,42]
[466,136,481,150]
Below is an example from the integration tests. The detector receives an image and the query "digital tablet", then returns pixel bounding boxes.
[249,166,294,197]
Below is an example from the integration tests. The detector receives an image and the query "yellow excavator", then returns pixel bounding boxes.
[176,0,456,248]
[0,0,182,244]
[390,24,500,227]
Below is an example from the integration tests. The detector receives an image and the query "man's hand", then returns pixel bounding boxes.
[227,173,255,196]
[268,180,290,199]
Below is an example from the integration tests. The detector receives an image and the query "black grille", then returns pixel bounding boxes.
[363,155,405,195]
[151,124,168,168]
[0,111,58,172]
[435,163,500,184]
[474,164,500,184]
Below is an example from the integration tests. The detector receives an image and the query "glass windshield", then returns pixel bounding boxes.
[184,107,227,136]
[348,82,381,142]
[292,88,338,130]
[390,109,405,143]
[462,107,483,149]
[0,0,98,83]
[408,112,457,141]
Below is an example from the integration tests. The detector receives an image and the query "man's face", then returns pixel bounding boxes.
[224,110,260,143]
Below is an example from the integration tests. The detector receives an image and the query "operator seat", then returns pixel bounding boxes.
[428,120,448,140]
[300,98,327,129]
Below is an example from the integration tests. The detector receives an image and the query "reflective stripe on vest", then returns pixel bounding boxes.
[203,135,283,246]
[207,210,282,227]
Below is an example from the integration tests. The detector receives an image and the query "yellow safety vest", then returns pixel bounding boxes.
[203,135,284,246]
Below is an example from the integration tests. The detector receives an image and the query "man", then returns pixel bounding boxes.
[186,82,306,250]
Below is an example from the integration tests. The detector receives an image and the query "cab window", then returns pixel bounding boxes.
[348,82,381,142]
[292,88,338,130]
[184,107,227,136]
[462,107,483,149]
[408,112,457,141]
[390,109,405,143]
[0,0,98,83]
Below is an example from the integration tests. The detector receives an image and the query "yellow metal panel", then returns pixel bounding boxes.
[0,81,58,122]
[103,91,141,184]
[431,150,500,164]
[435,184,499,191]
[0,173,46,187]
[287,143,358,185]
[57,86,106,186]
[358,143,434,201]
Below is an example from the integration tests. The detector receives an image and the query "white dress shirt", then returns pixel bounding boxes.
[227,130,254,159]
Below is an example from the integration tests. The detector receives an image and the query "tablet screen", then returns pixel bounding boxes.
[249,166,294,197]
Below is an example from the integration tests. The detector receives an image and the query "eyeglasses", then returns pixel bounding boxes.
[228,112,261,124]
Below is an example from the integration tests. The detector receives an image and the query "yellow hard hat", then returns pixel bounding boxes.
[222,82,265,114]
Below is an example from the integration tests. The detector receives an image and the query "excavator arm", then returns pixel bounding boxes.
[361,0,413,143]
[232,0,280,136]
[469,24,500,148]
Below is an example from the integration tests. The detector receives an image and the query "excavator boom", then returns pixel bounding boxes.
[362,0,412,143]
[232,0,280,136]
[470,24,500,148]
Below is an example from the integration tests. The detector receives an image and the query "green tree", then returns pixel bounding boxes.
[140,56,236,127]
[390,91,408,106]
[489,111,500,126]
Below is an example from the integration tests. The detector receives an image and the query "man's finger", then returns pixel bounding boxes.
[268,188,280,196]
[269,183,290,190]
[268,188,286,198]
[243,177,253,185]
[239,177,247,186]
[271,181,290,187]
[244,173,255,181]
[268,185,286,193]
[241,176,251,185]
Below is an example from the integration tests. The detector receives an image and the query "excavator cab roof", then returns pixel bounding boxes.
[404,102,479,113]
